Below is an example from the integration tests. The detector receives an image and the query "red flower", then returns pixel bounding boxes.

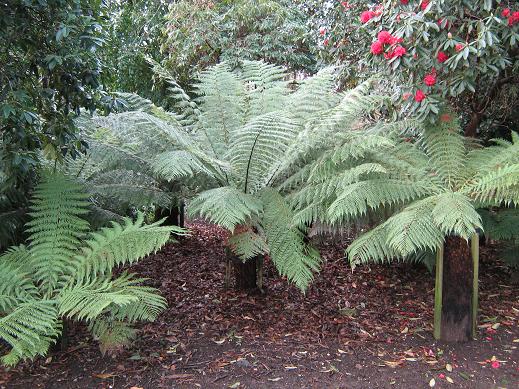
[502,8,511,17]
[360,10,375,23]
[402,92,412,100]
[370,40,384,55]
[491,361,500,369]
[390,35,403,44]
[455,43,464,52]
[341,1,351,9]
[319,27,326,36]
[437,51,449,63]
[424,73,436,86]
[414,89,426,102]
[377,30,393,45]
[393,45,407,57]
[401,0,409,4]
[510,12,519,26]
[438,373,446,379]
[420,0,430,11]
[440,113,451,122]
[323,38,329,46]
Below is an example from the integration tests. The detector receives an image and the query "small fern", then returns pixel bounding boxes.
[0,172,183,366]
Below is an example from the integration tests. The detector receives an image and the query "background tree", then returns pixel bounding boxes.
[101,0,170,104]
[161,0,317,88]
[0,0,106,248]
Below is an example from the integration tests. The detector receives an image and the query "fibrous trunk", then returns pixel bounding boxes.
[225,248,263,291]
[440,236,473,342]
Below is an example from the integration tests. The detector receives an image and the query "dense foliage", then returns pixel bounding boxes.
[162,0,316,87]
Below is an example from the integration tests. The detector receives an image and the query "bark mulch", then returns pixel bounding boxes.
[2,221,518,389]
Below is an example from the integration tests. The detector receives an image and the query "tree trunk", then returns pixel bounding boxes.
[225,248,262,291]
[155,204,184,227]
[440,236,473,342]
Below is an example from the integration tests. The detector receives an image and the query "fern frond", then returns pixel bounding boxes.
[26,173,90,296]
[0,256,39,311]
[260,189,320,292]
[228,230,269,261]
[327,179,435,224]
[88,318,136,355]
[385,197,444,257]
[188,187,262,231]
[346,223,397,265]
[0,300,60,366]
[73,213,177,283]
[432,192,481,238]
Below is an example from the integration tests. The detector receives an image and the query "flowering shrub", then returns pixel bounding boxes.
[314,0,519,134]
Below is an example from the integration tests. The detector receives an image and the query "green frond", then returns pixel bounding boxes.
[195,62,245,159]
[466,131,519,175]
[463,164,519,206]
[188,187,263,231]
[260,189,320,292]
[346,224,398,265]
[420,115,468,188]
[385,197,444,257]
[480,208,519,241]
[107,274,167,322]
[327,179,434,224]
[58,279,139,321]
[73,213,177,284]
[230,111,299,192]
[432,192,481,238]
[26,173,90,296]
[152,150,220,181]
[238,60,289,119]
[228,230,269,261]
[90,169,172,208]
[0,256,39,311]
[0,300,60,366]
[88,319,136,355]
[115,92,155,112]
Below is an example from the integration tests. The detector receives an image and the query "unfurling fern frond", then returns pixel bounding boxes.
[88,318,136,355]
[260,189,320,292]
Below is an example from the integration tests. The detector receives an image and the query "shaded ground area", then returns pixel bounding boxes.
[2,222,518,388]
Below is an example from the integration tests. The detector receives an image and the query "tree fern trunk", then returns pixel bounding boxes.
[225,248,261,291]
[155,205,182,226]
[441,236,473,342]
[233,258,258,290]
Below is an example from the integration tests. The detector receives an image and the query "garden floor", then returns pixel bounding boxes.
[2,221,518,389]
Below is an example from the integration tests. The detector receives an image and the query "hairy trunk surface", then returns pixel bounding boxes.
[233,258,258,290]
[441,236,473,342]
[225,248,262,291]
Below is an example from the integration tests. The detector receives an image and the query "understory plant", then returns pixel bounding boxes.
[291,111,519,341]
[0,172,183,366]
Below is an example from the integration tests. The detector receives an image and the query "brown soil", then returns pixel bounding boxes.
[2,222,518,389]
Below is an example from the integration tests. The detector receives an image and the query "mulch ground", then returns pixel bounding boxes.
[1,221,518,389]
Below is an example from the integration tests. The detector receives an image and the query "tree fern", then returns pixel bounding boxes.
[0,172,182,366]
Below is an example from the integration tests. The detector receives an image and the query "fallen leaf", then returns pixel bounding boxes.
[229,382,241,388]
[284,365,297,370]
[93,373,115,379]
[446,376,454,383]
[401,327,409,334]
[268,377,282,382]
[213,338,226,345]
[446,363,453,372]
[513,339,519,343]
[429,378,436,387]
